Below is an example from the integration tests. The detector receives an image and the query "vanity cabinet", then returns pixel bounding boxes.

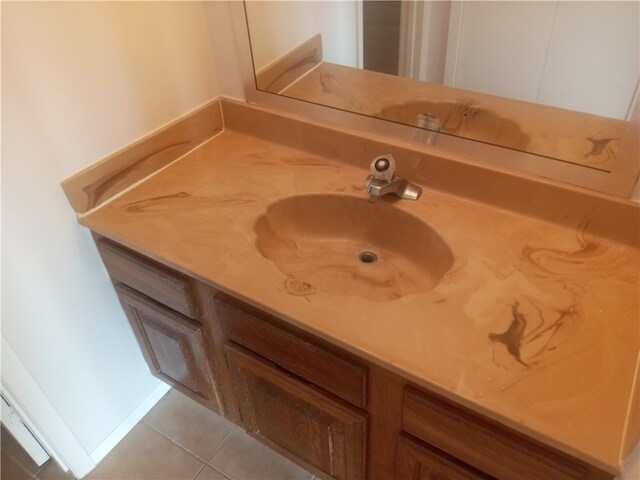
[213,294,368,408]
[215,293,368,479]
[395,434,491,480]
[95,235,614,480]
[225,344,367,480]
[96,237,199,319]
[400,387,599,480]
[95,237,223,413]
[116,285,221,412]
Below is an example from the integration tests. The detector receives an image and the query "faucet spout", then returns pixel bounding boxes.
[364,176,422,200]
[363,154,422,200]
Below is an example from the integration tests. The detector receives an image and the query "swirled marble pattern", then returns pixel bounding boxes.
[79,110,639,474]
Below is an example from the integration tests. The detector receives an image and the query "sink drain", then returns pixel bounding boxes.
[358,251,379,264]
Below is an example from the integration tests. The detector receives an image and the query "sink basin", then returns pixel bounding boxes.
[254,194,453,301]
[376,100,530,151]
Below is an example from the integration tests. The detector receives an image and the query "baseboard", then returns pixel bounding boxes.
[89,381,171,465]
[1,336,94,478]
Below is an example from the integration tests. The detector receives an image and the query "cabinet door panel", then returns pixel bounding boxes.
[225,344,366,480]
[215,294,367,408]
[395,434,492,480]
[117,285,221,412]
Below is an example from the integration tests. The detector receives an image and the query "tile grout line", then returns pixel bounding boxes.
[205,427,237,465]
[33,455,59,479]
[206,427,313,480]
[207,464,232,480]
[141,415,312,480]
[33,460,47,479]
[190,462,207,480]
[141,421,213,465]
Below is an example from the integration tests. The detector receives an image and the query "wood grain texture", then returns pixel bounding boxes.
[402,387,612,480]
[367,368,405,480]
[225,344,367,480]
[195,283,244,426]
[256,34,323,93]
[97,237,198,319]
[395,434,492,480]
[214,293,367,408]
[62,99,223,214]
[116,285,222,413]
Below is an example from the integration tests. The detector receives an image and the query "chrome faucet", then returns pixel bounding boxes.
[363,154,422,200]
[417,113,441,132]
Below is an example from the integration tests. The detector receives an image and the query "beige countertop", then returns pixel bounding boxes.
[78,107,639,475]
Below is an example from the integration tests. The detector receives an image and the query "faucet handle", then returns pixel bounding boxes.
[363,175,374,188]
[370,154,396,182]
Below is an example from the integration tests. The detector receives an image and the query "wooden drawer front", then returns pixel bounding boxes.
[97,238,198,318]
[117,285,221,412]
[396,434,492,480]
[214,294,367,408]
[225,344,367,480]
[402,388,589,480]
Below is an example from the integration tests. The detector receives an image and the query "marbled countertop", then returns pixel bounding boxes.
[79,127,639,474]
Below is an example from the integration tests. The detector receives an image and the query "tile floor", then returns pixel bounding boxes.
[1,389,315,480]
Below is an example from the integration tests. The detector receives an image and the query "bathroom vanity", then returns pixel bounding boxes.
[64,99,639,480]
[96,235,609,480]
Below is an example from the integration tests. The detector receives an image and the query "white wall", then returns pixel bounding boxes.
[2,0,219,461]
[448,1,557,102]
[537,1,639,119]
[204,1,246,101]
[416,1,452,84]
[244,0,359,70]
[448,1,639,119]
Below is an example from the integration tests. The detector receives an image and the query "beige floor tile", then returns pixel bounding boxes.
[1,426,42,476]
[143,389,235,461]
[1,450,32,480]
[35,460,75,480]
[193,465,228,480]
[85,423,203,480]
[209,429,313,480]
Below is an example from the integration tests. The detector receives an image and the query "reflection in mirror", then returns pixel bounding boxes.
[244,1,639,172]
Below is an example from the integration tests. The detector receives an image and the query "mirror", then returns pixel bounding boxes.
[244,0,639,173]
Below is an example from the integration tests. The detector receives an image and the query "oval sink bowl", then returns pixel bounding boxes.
[254,194,453,301]
[376,100,530,151]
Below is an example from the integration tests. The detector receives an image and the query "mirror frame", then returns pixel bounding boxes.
[230,2,639,198]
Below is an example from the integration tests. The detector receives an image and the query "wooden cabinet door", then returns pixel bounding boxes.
[225,344,367,480]
[395,435,492,480]
[117,285,222,413]
[214,294,367,408]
